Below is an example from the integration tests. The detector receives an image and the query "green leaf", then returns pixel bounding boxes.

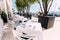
[16,0,38,11]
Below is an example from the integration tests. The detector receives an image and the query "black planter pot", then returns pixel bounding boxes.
[38,16,55,29]
[1,11,8,23]
[2,18,8,23]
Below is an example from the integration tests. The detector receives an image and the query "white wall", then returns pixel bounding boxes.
[6,0,13,17]
[0,0,13,17]
[0,0,5,11]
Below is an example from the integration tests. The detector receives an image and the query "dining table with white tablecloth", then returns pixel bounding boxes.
[13,20,43,40]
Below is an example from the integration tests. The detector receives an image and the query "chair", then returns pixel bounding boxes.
[0,18,4,40]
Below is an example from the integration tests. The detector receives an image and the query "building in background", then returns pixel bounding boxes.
[0,0,13,17]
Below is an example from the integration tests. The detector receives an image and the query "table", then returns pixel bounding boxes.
[14,25,43,40]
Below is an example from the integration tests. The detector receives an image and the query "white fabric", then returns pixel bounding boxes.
[0,18,4,40]
[16,20,42,31]
[31,16,38,22]
[13,26,43,40]
[25,21,42,31]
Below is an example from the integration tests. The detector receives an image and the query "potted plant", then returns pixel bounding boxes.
[38,0,55,29]
[1,11,8,23]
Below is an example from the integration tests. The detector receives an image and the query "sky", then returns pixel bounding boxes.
[12,0,60,13]
[12,0,17,12]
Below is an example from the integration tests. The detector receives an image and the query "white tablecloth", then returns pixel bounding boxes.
[25,21,42,31]
[13,21,42,40]
[15,26,42,40]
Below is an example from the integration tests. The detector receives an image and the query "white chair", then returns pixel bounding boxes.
[0,18,4,40]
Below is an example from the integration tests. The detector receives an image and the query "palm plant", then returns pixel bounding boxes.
[38,0,53,16]
[16,0,38,14]
[16,0,25,14]
[16,0,53,16]
[37,0,55,29]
